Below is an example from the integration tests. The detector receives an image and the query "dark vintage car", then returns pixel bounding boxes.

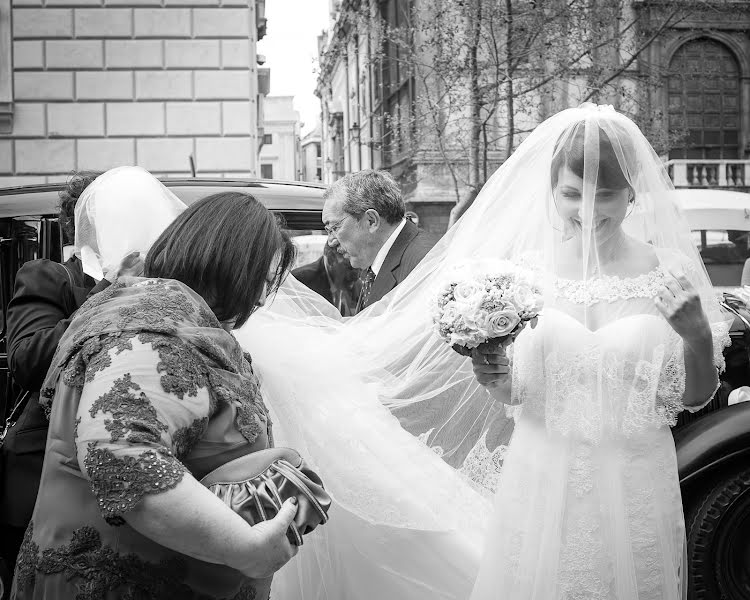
[0,181,749,599]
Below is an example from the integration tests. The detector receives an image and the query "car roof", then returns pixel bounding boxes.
[673,189,750,231]
[0,178,326,218]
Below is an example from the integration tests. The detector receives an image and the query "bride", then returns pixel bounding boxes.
[237,104,730,599]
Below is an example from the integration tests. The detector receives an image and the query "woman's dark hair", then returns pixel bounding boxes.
[550,121,633,191]
[58,171,102,245]
[145,192,296,328]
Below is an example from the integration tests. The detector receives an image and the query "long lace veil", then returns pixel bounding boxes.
[236,104,731,598]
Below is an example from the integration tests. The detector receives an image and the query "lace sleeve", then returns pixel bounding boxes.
[657,322,732,423]
[74,333,211,525]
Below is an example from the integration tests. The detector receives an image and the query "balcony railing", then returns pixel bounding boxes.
[666,159,749,188]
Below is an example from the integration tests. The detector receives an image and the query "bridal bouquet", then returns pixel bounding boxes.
[433,260,543,357]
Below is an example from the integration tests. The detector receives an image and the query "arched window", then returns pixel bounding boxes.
[668,38,740,160]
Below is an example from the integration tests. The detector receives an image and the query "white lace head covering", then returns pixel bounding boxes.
[74,166,187,280]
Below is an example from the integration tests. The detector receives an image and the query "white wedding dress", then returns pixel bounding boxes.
[468,264,728,599]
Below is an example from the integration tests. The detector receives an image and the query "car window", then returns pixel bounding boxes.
[288,231,328,269]
[692,229,750,287]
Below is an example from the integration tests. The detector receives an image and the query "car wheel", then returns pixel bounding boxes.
[685,465,750,599]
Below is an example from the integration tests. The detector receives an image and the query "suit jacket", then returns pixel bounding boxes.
[362,220,439,310]
[292,256,333,304]
[6,256,106,392]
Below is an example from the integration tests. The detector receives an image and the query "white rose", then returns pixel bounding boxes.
[483,309,521,337]
[440,302,460,325]
[453,280,484,305]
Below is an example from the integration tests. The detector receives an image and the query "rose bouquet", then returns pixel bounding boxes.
[433,260,543,357]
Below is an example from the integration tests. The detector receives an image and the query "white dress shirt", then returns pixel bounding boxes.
[371,218,407,276]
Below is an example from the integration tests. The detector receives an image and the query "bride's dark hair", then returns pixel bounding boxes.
[550,120,635,192]
[145,192,296,328]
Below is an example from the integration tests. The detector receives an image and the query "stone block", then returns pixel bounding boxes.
[46,0,103,6]
[135,71,192,100]
[106,0,160,5]
[48,103,105,136]
[195,137,252,171]
[221,40,250,68]
[15,72,74,100]
[220,0,249,6]
[221,101,250,134]
[13,41,44,69]
[166,0,218,5]
[0,176,48,187]
[77,138,135,170]
[195,71,249,100]
[75,8,132,37]
[10,103,46,137]
[76,72,134,100]
[134,8,191,37]
[165,40,220,68]
[13,8,72,37]
[47,40,104,69]
[105,40,163,68]
[16,139,76,174]
[0,141,12,173]
[11,0,43,7]
[166,102,220,135]
[106,102,165,135]
[193,8,249,37]
[136,138,194,172]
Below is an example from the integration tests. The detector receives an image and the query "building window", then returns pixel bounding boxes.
[261,164,273,179]
[263,134,273,145]
[316,143,321,158]
[316,168,322,180]
[668,38,740,160]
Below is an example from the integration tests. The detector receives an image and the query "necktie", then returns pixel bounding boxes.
[356,267,376,313]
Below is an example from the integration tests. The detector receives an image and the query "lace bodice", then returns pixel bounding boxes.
[551,267,668,306]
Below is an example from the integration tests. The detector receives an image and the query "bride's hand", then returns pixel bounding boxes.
[471,343,511,393]
[654,270,712,348]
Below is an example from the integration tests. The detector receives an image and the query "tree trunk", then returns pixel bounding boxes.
[468,0,482,191]
[504,0,514,160]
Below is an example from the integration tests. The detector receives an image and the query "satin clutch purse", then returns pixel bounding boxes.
[200,447,331,546]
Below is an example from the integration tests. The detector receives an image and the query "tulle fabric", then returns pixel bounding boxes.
[235,104,731,599]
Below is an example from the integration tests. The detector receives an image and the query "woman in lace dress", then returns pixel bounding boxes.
[465,110,729,599]
[12,192,301,600]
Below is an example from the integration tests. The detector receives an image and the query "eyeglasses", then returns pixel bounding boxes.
[324,214,354,236]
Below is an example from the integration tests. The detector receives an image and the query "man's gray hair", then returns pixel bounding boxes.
[324,170,405,225]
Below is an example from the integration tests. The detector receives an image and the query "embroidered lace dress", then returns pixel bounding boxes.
[12,278,273,600]
[468,260,730,600]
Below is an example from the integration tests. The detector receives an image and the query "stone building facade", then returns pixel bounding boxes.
[0,0,268,186]
[258,95,300,180]
[317,0,750,233]
[299,123,322,182]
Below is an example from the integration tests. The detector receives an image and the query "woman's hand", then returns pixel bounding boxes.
[470,340,512,399]
[237,498,300,579]
[654,270,712,348]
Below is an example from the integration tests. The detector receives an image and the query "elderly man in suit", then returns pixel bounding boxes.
[322,170,438,313]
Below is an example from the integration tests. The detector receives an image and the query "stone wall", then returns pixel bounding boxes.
[0,0,261,187]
